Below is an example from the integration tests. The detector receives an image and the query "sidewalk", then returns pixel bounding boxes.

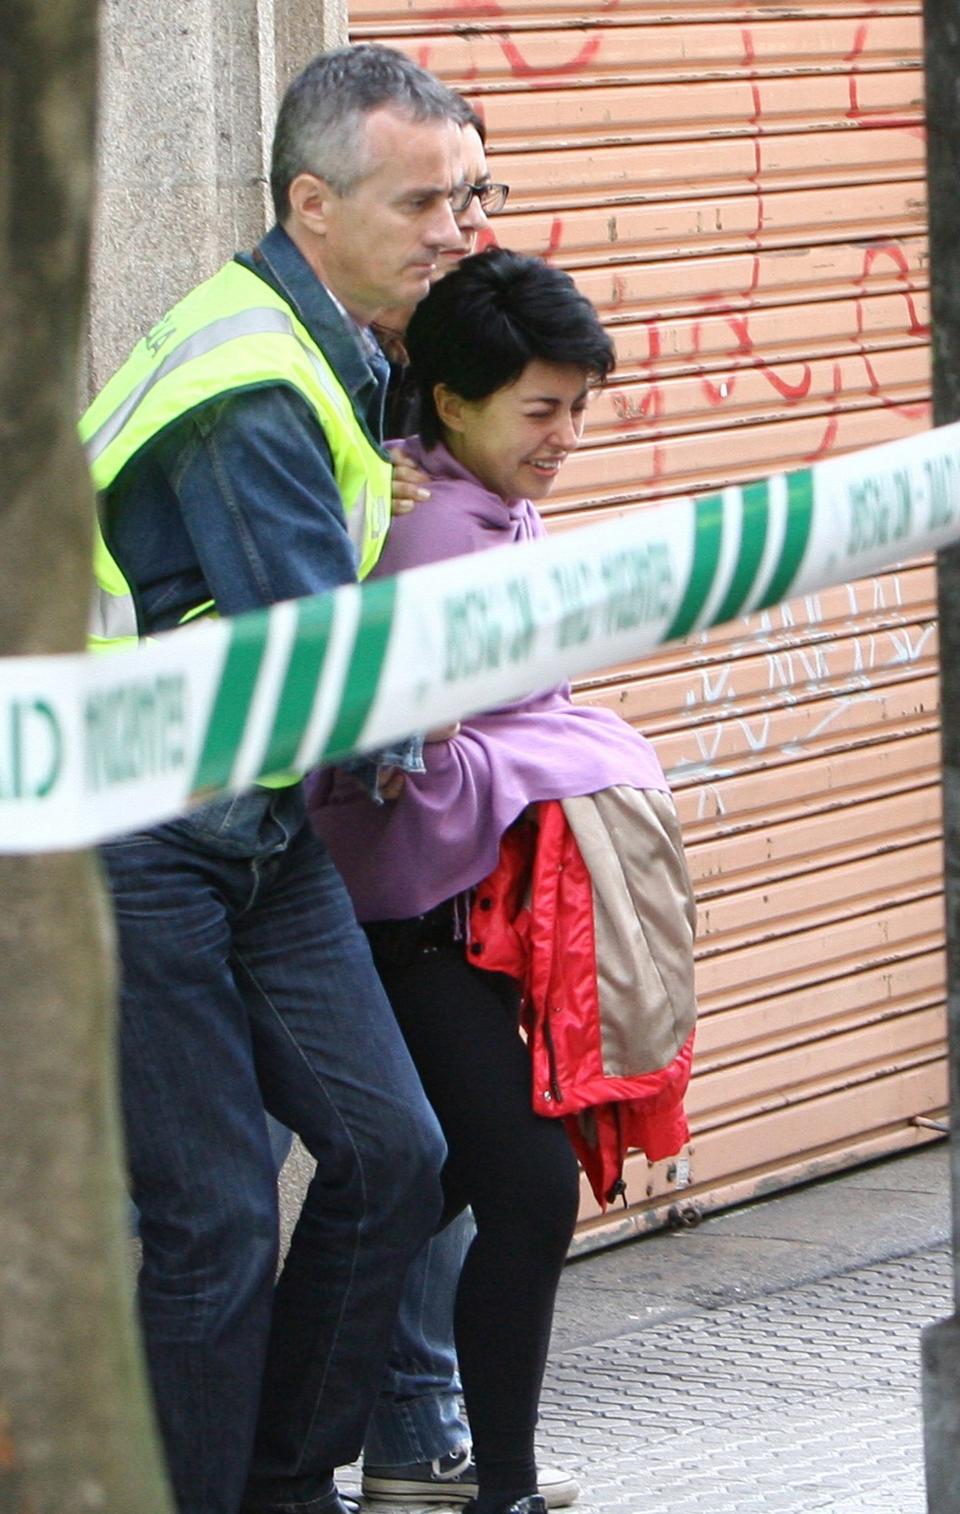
[342,1141,952,1513]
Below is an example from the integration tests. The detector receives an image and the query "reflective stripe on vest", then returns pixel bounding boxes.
[80,261,393,646]
[90,583,138,645]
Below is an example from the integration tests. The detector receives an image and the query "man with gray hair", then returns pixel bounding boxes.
[81,44,470,1514]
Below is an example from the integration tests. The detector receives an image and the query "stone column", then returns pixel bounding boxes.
[275,0,350,89]
[87,0,349,390]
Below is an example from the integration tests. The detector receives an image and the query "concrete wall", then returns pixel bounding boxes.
[87,0,347,390]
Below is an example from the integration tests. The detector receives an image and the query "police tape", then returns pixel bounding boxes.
[3,419,960,853]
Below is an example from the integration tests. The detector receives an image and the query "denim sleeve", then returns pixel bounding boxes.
[340,734,426,804]
[167,384,423,779]
[168,385,360,617]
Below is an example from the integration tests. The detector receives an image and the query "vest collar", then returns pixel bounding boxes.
[237,225,380,415]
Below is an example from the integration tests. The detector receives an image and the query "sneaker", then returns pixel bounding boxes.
[361,1449,579,1508]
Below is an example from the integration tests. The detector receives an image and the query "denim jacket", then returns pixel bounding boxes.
[100,225,421,802]
[102,224,388,633]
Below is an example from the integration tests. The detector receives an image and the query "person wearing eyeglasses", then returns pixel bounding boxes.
[375,103,508,450]
[268,102,573,1513]
[346,111,577,1514]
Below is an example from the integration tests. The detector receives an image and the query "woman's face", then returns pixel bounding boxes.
[442,359,593,501]
[434,125,491,278]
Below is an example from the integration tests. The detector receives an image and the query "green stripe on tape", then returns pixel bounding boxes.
[757,470,814,611]
[191,611,270,792]
[257,595,335,777]
[320,576,397,761]
[664,491,724,641]
[712,481,769,626]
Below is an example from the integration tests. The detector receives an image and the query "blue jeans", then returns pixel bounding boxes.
[136,1116,469,1468]
[101,788,445,1514]
[364,1209,475,1466]
[266,1117,472,1467]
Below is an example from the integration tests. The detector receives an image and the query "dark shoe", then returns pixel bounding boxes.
[241,1491,358,1514]
[462,1498,549,1514]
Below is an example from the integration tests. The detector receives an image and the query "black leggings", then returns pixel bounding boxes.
[366,916,581,1508]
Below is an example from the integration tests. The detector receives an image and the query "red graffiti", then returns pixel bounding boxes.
[691,308,813,407]
[844,21,869,65]
[845,21,925,137]
[407,3,929,487]
[741,28,763,126]
[845,19,880,126]
[856,243,929,339]
[542,217,565,261]
[859,351,928,419]
[609,314,668,478]
[804,363,843,463]
[850,243,930,419]
[740,28,766,244]
[846,82,926,136]
[498,33,604,78]
[419,0,503,16]
[758,359,813,402]
[751,149,765,240]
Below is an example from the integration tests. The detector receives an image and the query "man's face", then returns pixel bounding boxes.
[312,107,464,324]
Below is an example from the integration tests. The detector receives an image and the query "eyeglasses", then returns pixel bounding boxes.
[449,181,510,216]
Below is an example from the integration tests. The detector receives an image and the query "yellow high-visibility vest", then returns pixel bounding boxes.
[80,259,393,650]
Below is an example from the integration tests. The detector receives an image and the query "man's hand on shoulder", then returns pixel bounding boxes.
[388,445,432,516]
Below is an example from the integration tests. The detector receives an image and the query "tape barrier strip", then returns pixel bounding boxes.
[3,419,960,854]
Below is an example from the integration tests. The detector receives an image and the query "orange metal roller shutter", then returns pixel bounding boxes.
[349,0,946,1250]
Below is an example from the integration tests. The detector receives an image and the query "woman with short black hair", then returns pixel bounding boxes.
[311,249,695,1514]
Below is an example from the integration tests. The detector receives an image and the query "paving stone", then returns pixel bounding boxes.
[528,1245,949,1512]
[337,1221,950,1513]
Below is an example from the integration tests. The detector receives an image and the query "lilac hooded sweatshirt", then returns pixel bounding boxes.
[308,438,669,922]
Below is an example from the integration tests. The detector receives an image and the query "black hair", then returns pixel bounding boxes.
[404,248,615,448]
[456,97,487,145]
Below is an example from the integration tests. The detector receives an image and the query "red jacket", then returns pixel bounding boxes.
[469,798,696,1209]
